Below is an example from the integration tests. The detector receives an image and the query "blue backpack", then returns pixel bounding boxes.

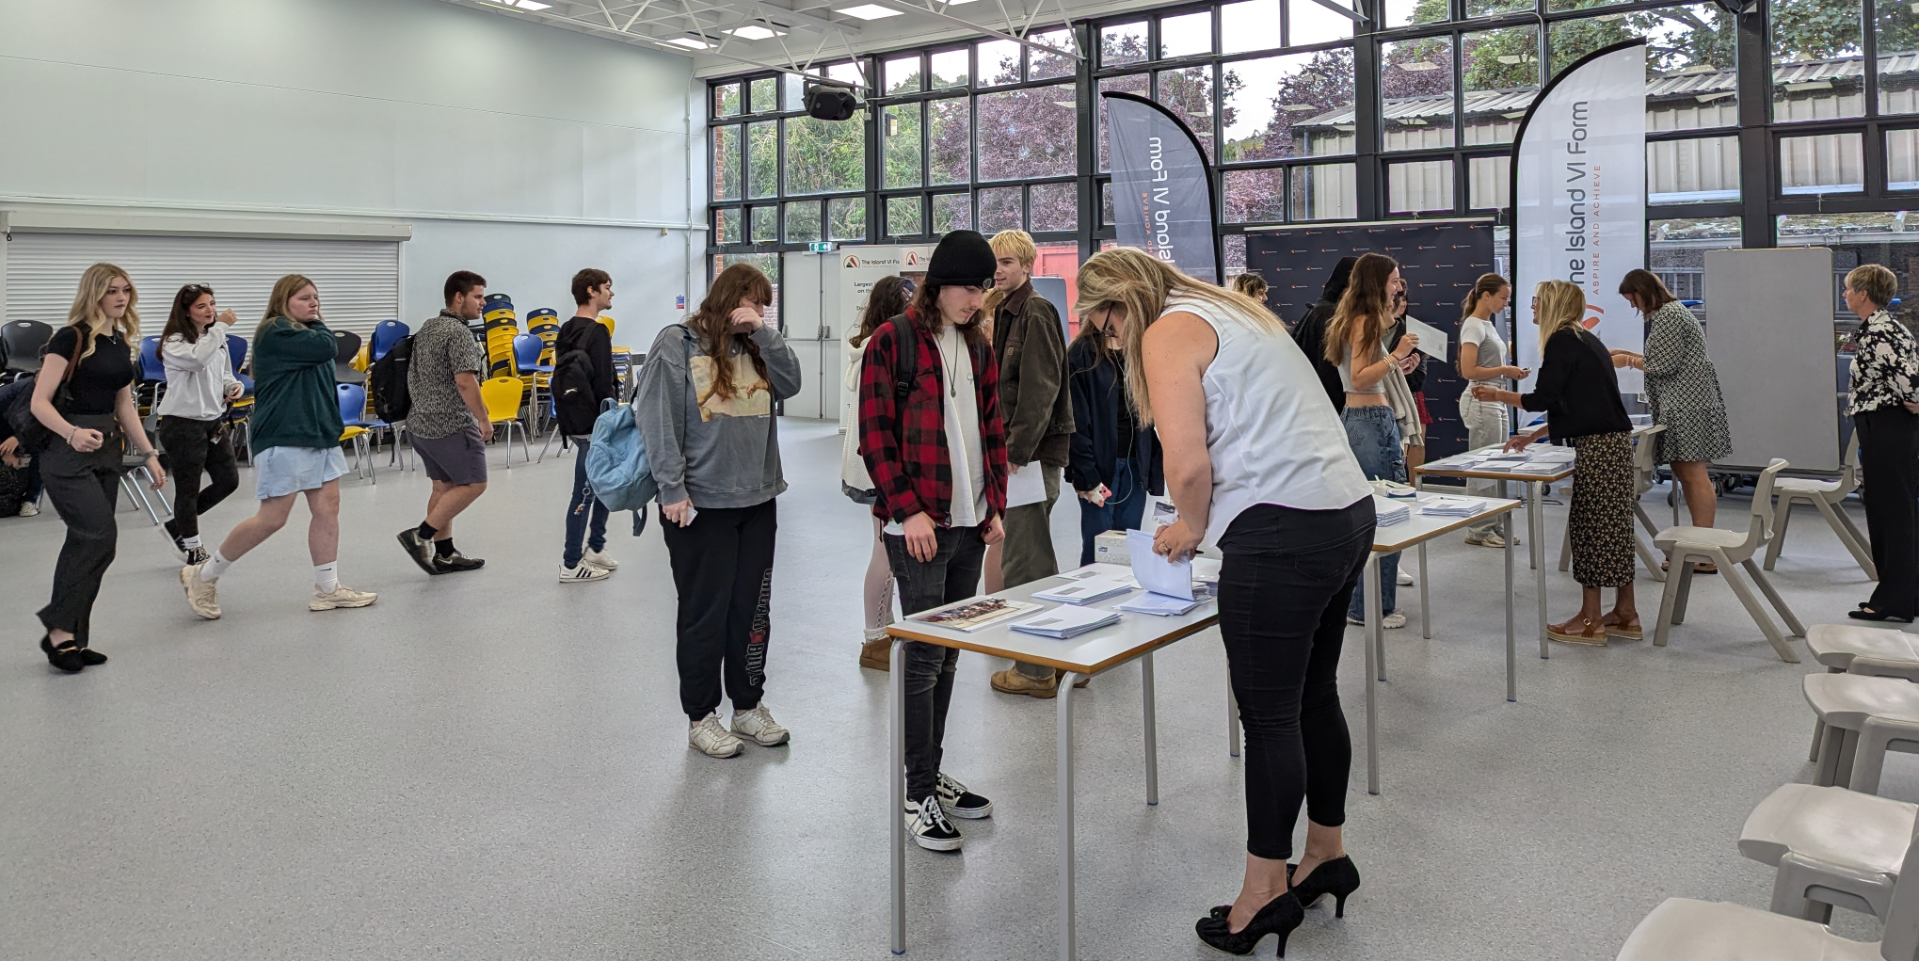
[585,397,656,535]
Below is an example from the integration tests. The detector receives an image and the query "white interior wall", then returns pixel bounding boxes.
[0,0,705,344]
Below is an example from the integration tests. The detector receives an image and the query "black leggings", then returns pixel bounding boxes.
[660,499,777,721]
[157,415,239,539]
[1216,499,1374,861]
[1857,406,1918,619]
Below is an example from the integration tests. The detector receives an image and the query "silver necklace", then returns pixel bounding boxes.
[936,329,962,397]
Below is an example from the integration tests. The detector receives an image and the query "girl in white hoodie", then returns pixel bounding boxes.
[156,284,246,563]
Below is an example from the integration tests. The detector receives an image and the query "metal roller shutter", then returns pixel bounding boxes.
[4,233,400,338]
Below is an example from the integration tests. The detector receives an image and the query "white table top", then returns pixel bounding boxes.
[1371,492,1523,553]
[1413,445,1576,482]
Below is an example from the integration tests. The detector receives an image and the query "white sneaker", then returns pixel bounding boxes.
[1396,569,1415,587]
[731,703,790,746]
[1381,612,1408,630]
[179,564,222,620]
[689,713,745,758]
[18,501,39,517]
[905,795,963,852]
[581,548,619,571]
[310,584,378,611]
[558,562,610,583]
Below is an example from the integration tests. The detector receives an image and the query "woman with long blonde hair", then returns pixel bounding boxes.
[1474,279,1637,643]
[179,275,376,621]
[1080,247,1374,954]
[28,263,165,672]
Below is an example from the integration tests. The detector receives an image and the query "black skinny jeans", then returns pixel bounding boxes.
[157,415,239,540]
[1216,499,1374,861]
[885,523,988,803]
[661,499,777,721]
[1856,406,1917,619]
[37,415,125,646]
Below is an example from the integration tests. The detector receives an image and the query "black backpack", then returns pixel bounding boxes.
[551,345,599,437]
[368,334,414,424]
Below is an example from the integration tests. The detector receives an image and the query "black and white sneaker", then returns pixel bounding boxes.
[906,794,962,852]
[936,773,993,819]
[396,529,440,575]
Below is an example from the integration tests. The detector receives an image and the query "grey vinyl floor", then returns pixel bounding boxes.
[1,419,1911,961]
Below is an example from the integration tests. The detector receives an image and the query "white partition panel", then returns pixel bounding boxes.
[1704,247,1841,472]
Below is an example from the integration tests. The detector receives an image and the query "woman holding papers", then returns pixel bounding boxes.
[1473,279,1639,645]
[1077,246,1374,956]
[1456,274,1527,547]
[1610,269,1731,544]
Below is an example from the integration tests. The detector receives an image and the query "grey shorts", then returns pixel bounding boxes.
[411,425,488,486]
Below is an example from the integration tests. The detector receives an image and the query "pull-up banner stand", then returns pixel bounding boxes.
[1511,40,1647,395]
[1104,92,1221,284]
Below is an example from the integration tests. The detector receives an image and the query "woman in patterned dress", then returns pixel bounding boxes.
[1840,264,1917,623]
[1608,271,1732,566]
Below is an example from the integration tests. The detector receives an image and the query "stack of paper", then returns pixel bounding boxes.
[1530,447,1577,463]
[1033,575,1134,606]
[1127,529,1195,601]
[1117,593,1205,617]
[1419,495,1489,517]
[1374,496,1411,526]
[1010,606,1122,639]
[1508,461,1564,474]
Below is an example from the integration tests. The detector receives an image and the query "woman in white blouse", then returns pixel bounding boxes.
[156,284,246,565]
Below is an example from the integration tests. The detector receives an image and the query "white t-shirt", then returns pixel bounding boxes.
[885,323,988,533]
[1459,316,1509,388]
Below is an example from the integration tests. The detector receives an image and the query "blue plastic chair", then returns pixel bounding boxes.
[512,333,552,374]
[370,320,410,361]
[336,383,384,483]
[137,336,166,410]
[227,333,254,395]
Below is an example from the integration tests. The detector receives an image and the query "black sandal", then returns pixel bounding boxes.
[39,634,86,673]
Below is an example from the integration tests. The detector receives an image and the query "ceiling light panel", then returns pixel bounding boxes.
[836,4,904,19]
[726,24,787,40]
[668,36,714,48]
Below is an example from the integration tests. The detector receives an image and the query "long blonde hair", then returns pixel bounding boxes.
[1076,247,1279,425]
[1324,252,1396,366]
[1533,279,1587,353]
[65,263,140,366]
[258,274,319,340]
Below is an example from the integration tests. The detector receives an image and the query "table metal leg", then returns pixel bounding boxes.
[1364,552,1382,796]
[1141,655,1158,806]
[1058,672,1080,961]
[1370,551,1387,683]
[890,639,907,956]
[1505,508,1517,703]
[1531,481,1549,660]
[1526,481,1537,571]
[1227,679,1241,758]
[1418,541,1431,639]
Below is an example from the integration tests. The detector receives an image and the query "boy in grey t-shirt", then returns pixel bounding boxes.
[397,271,495,573]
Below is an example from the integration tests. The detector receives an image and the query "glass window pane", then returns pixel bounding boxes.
[977,82,1078,181]
[714,82,742,118]
[1223,168,1287,223]
[1777,212,1918,328]
[978,186,1022,233]
[1099,74,1151,171]
[751,205,777,242]
[1469,155,1510,208]
[1467,0,1531,17]
[1780,131,1866,194]
[712,125,742,201]
[1462,27,1538,146]
[827,62,864,89]
[1382,0,1447,29]
[1649,218,1742,307]
[1160,11,1214,59]
[1102,21,1148,66]
[784,201,822,243]
[932,193,972,234]
[1771,0,1867,121]
[750,77,778,113]
[1382,39,1455,151]
[1889,128,1918,189]
[1030,28,1077,80]
[887,196,924,237]
[885,55,922,94]
[1101,181,1115,224]
[1224,235,1247,275]
[784,116,866,195]
[1030,183,1077,232]
[1387,159,1455,212]
[1878,0,1917,115]
[1547,0,1633,12]
[1292,162,1357,220]
[1647,135,1740,203]
[715,207,742,245]
[1290,0,1355,45]
[931,49,969,88]
[829,198,867,241]
[1222,0,1281,55]
[884,104,923,189]
[1552,5,1738,131]
[1224,50,1356,163]
[747,121,778,198]
[1157,67,1217,161]
[784,72,807,109]
[928,97,971,185]
[979,39,1021,86]
[717,253,781,326]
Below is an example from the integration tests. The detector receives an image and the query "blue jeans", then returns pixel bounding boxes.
[1341,405,1403,619]
[563,436,610,568]
[1077,458,1149,566]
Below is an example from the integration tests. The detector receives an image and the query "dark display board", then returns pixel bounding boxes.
[1248,220,1500,462]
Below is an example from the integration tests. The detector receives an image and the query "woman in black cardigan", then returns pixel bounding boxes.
[1065,304,1162,565]
[1474,279,1638,645]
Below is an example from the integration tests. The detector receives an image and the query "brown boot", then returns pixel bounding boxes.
[1056,668,1090,689]
[860,637,892,671]
[990,667,1058,698]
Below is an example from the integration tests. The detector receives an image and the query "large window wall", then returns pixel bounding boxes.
[707,0,1915,319]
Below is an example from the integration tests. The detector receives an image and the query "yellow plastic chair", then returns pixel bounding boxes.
[340,426,372,482]
[478,375,529,469]
[597,315,615,337]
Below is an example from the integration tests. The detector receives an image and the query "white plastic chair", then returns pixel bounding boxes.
[1765,435,1875,579]
[1805,672,1920,795]
[1651,459,1804,662]
[1805,625,1920,760]
[1740,783,1915,922]
[1616,821,1917,961]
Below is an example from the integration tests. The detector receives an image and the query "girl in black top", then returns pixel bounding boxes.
[1065,304,1162,565]
[1475,279,1637,645]
[29,262,166,672]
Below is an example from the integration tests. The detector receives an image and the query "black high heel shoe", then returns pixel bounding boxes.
[1289,855,1361,917]
[40,634,85,673]
[77,647,108,666]
[1194,891,1305,956]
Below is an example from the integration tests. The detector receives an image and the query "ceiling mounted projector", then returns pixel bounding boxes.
[804,81,860,121]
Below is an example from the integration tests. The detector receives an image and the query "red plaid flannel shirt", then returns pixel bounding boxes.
[857,313,1008,526]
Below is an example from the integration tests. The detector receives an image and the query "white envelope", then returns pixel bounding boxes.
[1126,529,1195,601]
[1402,315,1449,360]
[1006,462,1047,508]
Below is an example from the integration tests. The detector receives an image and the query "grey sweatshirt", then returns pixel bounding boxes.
[634,323,802,509]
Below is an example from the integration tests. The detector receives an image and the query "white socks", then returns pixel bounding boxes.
[182,534,203,549]
[314,562,339,594]
[200,551,233,581]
